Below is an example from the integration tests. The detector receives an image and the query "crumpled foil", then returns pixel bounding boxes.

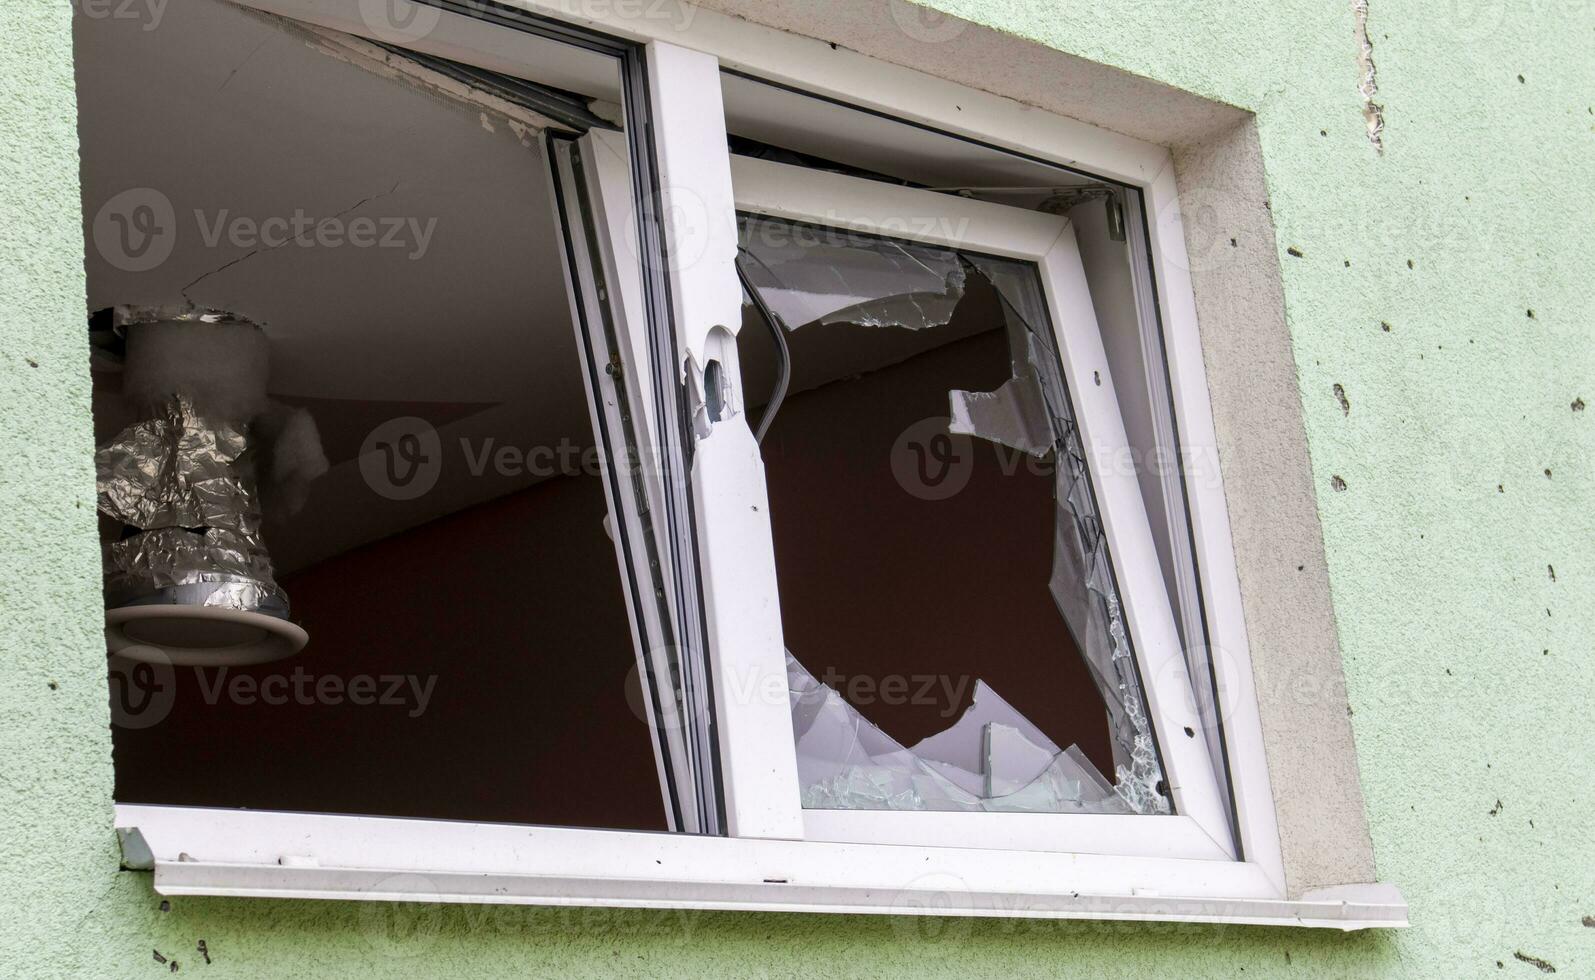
[113,305,258,329]
[97,391,287,613]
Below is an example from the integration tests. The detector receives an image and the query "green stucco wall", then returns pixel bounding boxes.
[3,0,1590,976]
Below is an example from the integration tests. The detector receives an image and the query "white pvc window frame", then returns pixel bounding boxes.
[109,0,1411,929]
[720,155,1232,860]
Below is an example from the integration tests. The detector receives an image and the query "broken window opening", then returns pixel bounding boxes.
[736,215,1171,815]
[83,0,686,832]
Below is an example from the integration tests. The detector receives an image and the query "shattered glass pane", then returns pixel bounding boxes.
[737,215,1171,816]
[738,216,967,331]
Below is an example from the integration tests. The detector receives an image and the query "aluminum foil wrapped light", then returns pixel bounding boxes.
[98,306,320,665]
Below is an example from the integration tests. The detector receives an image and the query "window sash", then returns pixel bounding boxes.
[546,131,698,832]
[710,154,1234,859]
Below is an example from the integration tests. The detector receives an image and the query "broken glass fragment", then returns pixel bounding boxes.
[737,216,966,331]
[787,654,1130,813]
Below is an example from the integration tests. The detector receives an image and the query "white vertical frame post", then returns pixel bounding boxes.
[1143,162,1285,890]
[644,41,803,839]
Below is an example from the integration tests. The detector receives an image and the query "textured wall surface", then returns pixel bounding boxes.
[3,0,1591,977]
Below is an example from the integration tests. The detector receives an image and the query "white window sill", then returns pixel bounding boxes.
[116,805,1406,930]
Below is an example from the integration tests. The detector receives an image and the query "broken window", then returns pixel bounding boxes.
[91,0,1260,907]
[736,216,1169,815]
[81,0,692,831]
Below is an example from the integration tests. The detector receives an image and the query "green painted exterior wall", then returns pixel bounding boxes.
[3,0,1589,976]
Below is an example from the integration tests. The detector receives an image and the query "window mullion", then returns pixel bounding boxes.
[644,40,803,839]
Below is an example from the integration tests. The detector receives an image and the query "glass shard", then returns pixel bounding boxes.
[739,219,1171,815]
[787,654,1131,813]
[738,216,966,331]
